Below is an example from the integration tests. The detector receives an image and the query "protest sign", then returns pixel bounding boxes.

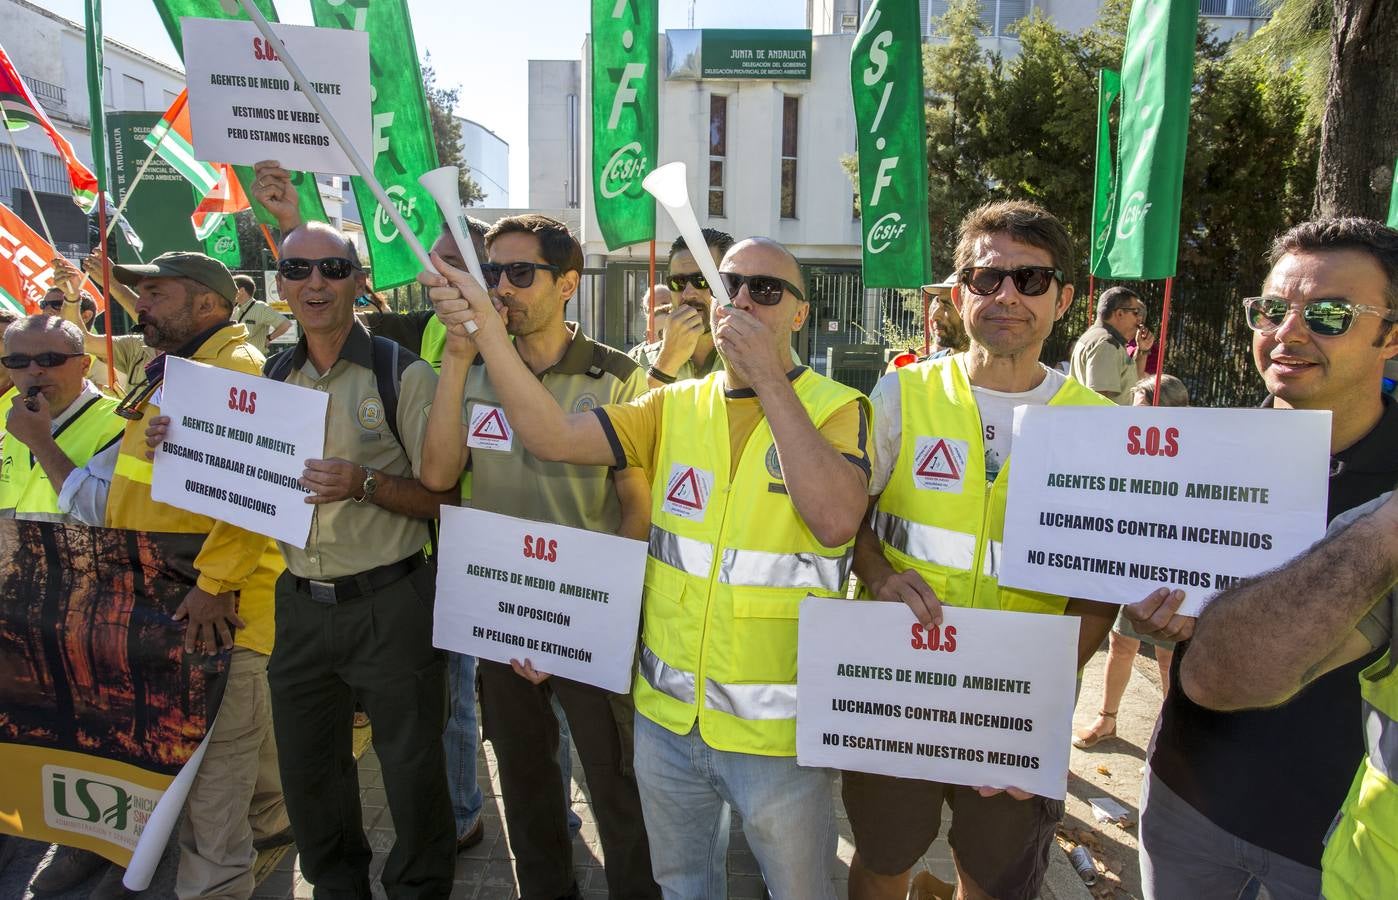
[0,520,222,885]
[151,356,327,548]
[797,598,1079,800]
[182,17,370,175]
[999,406,1330,615]
[433,507,646,693]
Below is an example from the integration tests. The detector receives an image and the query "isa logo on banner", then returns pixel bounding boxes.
[43,766,160,850]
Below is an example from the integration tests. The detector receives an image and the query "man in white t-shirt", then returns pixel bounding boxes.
[847,201,1124,900]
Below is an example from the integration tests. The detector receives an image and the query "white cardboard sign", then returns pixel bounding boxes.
[797,598,1079,800]
[999,406,1330,616]
[151,356,327,548]
[182,17,370,175]
[433,507,646,693]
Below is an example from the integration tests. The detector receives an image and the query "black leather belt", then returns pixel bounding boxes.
[295,553,426,605]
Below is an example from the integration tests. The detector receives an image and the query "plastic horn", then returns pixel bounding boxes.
[229,0,477,332]
[642,162,731,307]
[418,165,489,299]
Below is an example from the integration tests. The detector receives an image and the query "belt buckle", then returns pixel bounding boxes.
[308,580,338,604]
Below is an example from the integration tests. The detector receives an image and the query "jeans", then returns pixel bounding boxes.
[444,654,582,840]
[632,714,837,900]
[1140,767,1321,900]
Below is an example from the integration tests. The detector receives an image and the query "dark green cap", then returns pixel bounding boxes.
[113,252,236,304]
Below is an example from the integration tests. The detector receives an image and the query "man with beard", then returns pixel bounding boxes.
[37,252,288,900]
[629,229,733,387]
[847,201,1120,900]
[1128,217,1398,899]
[420,214,657,899]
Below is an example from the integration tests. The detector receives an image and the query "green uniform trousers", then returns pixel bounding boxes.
[268,563,454,899]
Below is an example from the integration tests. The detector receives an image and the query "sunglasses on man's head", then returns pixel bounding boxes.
[717,272,805,305]
[481,261,560,290]
[1243,296,1398,337]
[278,257,359,281]
[667,272,710,293]
[1,351,85,369]
[958,266,1064,297]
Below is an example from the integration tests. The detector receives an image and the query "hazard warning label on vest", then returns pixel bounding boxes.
[467,404,514,451]
[911,437,968,493]
[662,464,713,520]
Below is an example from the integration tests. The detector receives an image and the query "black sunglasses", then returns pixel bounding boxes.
[718,272,805,305]
[278,257,359,281]
[958,266,1064,297]
[40,300,65,311]
[481,261,560,290]
[1,351,85,369]
[667,272,710,293]
[1243,296,1398,338]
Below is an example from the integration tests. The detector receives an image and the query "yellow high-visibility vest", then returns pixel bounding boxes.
[0,393,122,521]
[870,356,1111,614]
[635,370,870,756]
[1322,651,1398,897]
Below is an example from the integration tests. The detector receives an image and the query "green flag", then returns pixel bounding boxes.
[84,0,106,203]
[1096,0,1198,279]
[591,0,657,251]
[851,0,933,289]
[310,0,442,290]
[1090,69,1121,277]
[1388,157,1398,229]
[151,0,327,230]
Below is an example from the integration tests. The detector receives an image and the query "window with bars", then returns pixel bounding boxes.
[923,0,1027,37]
[709,94,727,218]
[102,66,113,108]
[780,96,798,219]
[0,148,70,201]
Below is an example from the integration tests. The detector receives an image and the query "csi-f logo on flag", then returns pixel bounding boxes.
[591,0,657,250]
[851,0,933,289]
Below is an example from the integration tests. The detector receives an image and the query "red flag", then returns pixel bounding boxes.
[191,164,249,241]
[0,201,105,314]
[0,42,101,214]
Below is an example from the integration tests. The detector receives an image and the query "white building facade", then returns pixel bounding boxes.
[457,116,509,208]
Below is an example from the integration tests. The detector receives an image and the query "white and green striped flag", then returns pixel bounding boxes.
[144,89,220,196]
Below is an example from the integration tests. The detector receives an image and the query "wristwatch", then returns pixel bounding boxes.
[354,467,378,503]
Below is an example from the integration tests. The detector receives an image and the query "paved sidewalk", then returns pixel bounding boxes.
[2,722,1093,900]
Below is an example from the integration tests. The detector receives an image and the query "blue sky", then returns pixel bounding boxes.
[46,0,808,204]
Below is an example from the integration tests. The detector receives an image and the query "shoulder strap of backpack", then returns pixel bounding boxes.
[370,335,414,455]
[264,347,296,382]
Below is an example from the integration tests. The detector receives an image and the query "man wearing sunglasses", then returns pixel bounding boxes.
[0,315,122,522]
[420,214,659,900]
[1126,218,1398,900]
[848,201,1119,900]
[1069,286,1155,403]
[246,221,460,898]
[628,229,734,388]
[421,234,872,898]
[35,251,290,900]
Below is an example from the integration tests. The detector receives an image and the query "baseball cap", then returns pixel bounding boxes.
[112,252,237,304]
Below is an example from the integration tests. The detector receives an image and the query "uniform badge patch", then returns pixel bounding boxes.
[912,436,968,493]
[662,464,713,520]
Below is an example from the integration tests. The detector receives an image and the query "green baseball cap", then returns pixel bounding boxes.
[113,251,237,304]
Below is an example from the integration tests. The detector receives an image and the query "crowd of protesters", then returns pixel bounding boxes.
[0,157,1394,900]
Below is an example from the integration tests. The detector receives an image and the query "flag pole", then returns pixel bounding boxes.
[921,288,931,357]
[259,223,280,261]
[2,115,55,245]
[646,237,657,342]
[95,194,116,387]
[1151,276,1174,406]
[101,138,163,241]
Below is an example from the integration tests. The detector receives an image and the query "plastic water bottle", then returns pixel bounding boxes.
[1069,845,1098,886]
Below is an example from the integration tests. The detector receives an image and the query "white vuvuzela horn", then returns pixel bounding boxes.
[419,165,488,334]
[642,162,732,307]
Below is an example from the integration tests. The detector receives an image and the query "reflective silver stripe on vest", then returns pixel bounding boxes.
[704,678,798,721]
[719,547,852,592]
[871,509,977,571]
[639,644,697,705]
[648,526,714,577]
[1364,699,1398,780]
[0,509,66,522]
[982,540,1002,578]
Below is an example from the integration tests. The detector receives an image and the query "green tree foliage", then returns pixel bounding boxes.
[422,57,486,207]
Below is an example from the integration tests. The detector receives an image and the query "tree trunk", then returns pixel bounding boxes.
[1313,0,1398,219]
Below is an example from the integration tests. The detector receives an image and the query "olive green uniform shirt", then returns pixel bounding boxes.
[1069,323,1134,404]
[270,322,437,579]
[234,299,289,356]
[466,323,648,531]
